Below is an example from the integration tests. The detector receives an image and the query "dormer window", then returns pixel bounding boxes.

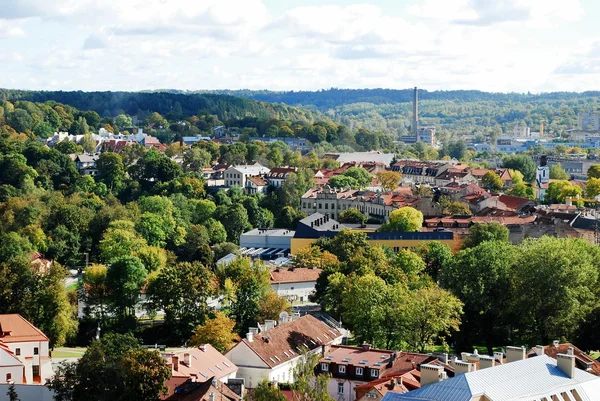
[321,363,329,372]
[371,369,379,378]
[339,365,346,374]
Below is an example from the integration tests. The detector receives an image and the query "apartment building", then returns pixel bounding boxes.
[223,163,270,190]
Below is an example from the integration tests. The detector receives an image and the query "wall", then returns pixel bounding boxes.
[326,378,364,401]
[271,281,316,303]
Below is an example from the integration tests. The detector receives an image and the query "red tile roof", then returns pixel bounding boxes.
[163,344,237,384]
[497,194,532,210]
[247,176,267,186]
[234,315,342,369]
[0,314,49,343]
[270,268,322,284]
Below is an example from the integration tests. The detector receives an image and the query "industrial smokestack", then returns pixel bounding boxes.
[413,87,419,137]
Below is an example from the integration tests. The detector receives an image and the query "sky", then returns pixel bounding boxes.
[0,0,599,93]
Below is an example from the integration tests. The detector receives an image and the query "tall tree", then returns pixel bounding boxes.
[291,350,334,401]
[378,207,423,232]
[106,256,147,318]
[481,171,503,191]
[188,311,239,353]
[461,222,509,249]
[96,152,125,192]
[376,171,402,191]
[550,163,569,179]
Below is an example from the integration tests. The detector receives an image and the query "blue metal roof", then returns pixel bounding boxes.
[382,375,471,401]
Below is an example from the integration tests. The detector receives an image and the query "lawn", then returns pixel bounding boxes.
[51,347,87,358]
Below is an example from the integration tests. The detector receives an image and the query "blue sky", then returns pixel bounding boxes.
[0,0,598,92]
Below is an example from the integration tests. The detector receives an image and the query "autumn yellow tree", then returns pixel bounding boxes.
[376,171,402,191]
[189,312,240,353]
[258,291,291,321]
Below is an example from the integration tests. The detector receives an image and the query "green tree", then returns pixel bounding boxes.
[291,350,334,401]
[586,177,600,198]
[146,262,216,341]
[481,171,503,191]
[550,163,569,179]
[99,220,147,263]
[188,311,239,353]
[106,256,147,317]
[51,333,170,401]
[7,383,20,401]
[512,237,600,344]
[404,285,463,352]
[33,121,54,138]
[343,167,372,187]
[376,171,402,191]
[338,208,367,224]
[83,264,109,321]
[462,222,509,248]
[206,219,227,244]
[441,241,515,354]
[182,147,212,172]
[545,181,582,204]
[231,262,270,335]
[587,164,600,179]
[379,207,423,232]
[216,203,249,244]
[7,109,34,132]
[416,242,453,282]
[502,154,536,182]
[55,140,83,155]
[80,134,96,153]
[328,175,358,189]
[96,153,125,192]
[115,114,133,130]
[250,381,287,401]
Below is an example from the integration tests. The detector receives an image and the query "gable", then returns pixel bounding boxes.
[226,342,269,369]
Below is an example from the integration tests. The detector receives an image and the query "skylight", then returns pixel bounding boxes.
[360,360,368,364]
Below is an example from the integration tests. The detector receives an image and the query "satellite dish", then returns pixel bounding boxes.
[279,311,289,320]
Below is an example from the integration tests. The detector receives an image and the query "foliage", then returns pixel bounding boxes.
[462,223,509,249]
[502,154,536,182]
[51,333,170,401]
[586,177,600,199]
[188,311,239,353]
[378,207,423,232]
[550,163,569,180]
[250,381,288,401]
[7,383,20,401]
[337,208,367,224]
[291,350,334,401]
[376,171,402,191]
[481,171,503,191]
[587,164,600,179]
[545,180,582,204]
[106,256,147,318]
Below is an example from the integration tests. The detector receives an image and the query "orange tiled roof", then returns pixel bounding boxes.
[0,314,49,343]
[270,268,322,284]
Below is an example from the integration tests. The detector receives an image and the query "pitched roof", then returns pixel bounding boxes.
[383,355,600,401]
[270,268,322,284]
[247,176,267,186]
[0,314,49,343]
[163,378,239,401]
[527,343,600,376]
[163,344,238,384]
[235,315,342,369]
[355,370,421,398]
[497,194,532,210]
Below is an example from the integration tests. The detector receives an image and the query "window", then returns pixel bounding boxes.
[325,203,329,209]
[318,203,322,209]
[6,373,12,381]
[34,347,39,355]
[15,348,21,356]
[338,383,344,394]
[367,393,377,399]
[355,367,363,376]
[33,365,40,378]
[338,365,346,374]
[371,369,379,378]
[321,363,329,372]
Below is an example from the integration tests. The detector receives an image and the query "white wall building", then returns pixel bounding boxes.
[225,315,343,388]
[224,164,270,188]
[270,268,322,303]
[0,314,52,386]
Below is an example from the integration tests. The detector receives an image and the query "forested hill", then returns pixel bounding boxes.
[200,88,600,110]
[0,89,319,122]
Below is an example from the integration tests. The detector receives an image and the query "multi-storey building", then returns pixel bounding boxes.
[223,163,270,191]
[0,314,53,385]
[578,112,600,131]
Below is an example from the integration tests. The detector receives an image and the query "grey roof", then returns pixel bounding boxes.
[327,152,396,165]
[242,229,296,237]
[227,164,270,175]
[298,213,346,232]
[383,355,600,401]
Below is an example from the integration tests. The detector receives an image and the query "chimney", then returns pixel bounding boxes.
[321,344,331,357]
[479,355,495,369]
[493,352,504,364]
[557,353,576,378]
[553,340,560,348]
[567,347,574,356]
[246,332,253,342]
[362,343,372,351]
[200,344,207,352]
[566,197,573,206]
[184,353,191,367]
[264,320,277,331]
[420,364,443,386]
[535,345,545,356]
[453,360,475,375]
[209,392,215,401]
[506,346,525,363]
[413,87,419,137]
[173,356,179,371]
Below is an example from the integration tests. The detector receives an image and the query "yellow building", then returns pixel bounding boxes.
[290,213,456,254]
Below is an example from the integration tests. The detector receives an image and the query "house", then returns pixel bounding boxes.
[527,342,600,376]
[355,370,421,401]
[223,164,270,190]
[0,314,52,385]
[225,315,343,388]
[382,354,600,401]
[265,167,297,188]
[323,152,396,167]
[316,345,444,401]
[270,268,322,303]
[74,154,100,176]
[163,378,240,401]
[161,344,239,400]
